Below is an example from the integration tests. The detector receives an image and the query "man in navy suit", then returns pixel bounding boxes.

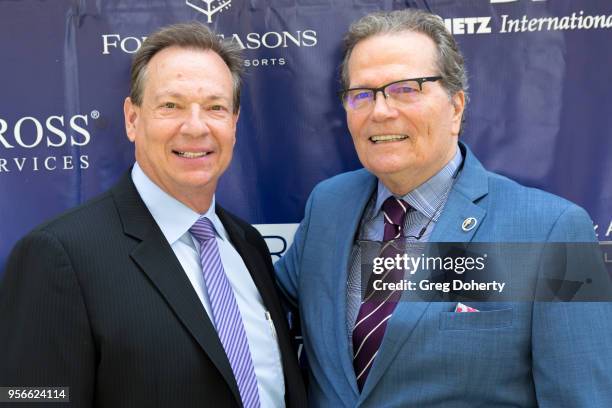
[276,9,612,407]
[0,22,305,407]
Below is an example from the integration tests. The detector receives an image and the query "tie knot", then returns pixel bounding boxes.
[382,197,408,227]
[189,217,216,243]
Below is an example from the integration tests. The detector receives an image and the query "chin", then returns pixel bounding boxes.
[170,173,213,188]
[186,178,217,189]
[366,161,413,177]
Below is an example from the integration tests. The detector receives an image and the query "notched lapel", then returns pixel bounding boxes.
[332,174,378,396]
[429,142,489,244]
[359,147,490,398]
[430,191,487,243]
[217,209,278,314]
[130,225,242,407]
[113,173,242,406]
[216,207,305,403]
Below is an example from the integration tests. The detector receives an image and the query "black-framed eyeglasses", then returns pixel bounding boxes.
[339,76,442,111]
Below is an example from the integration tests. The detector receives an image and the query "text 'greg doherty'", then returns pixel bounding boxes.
[372,253,487,275]
[373,279,506,294]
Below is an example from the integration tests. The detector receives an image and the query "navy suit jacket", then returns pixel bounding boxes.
[0,173,306,408]
[276,143,612,407]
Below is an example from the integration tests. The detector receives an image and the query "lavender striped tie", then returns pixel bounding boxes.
[190,217,260,408]
[353,197,409,391]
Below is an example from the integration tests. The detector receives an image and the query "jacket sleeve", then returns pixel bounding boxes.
[0,230,96,407]
[532,205,612,407]
[274,187,317,309]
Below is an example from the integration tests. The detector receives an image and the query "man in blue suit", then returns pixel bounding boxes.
[275,9,612,407]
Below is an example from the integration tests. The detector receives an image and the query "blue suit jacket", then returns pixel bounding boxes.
[276,144,612,407]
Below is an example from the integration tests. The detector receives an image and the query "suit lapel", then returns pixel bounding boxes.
[359,144,489,398]
[429,143,489,243]
[216,207,280,323]
[112,174,242,406]
[217,206,304,397]
[329,171,378,395]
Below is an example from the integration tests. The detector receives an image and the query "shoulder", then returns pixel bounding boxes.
[305,168,375,209]
[25,172,143,246]
[31,190,119,241]
[5,188,122,280]
[461,143,582,217]
[458,144,595,241]
[313,168,373,195]
[481,169,595,241]
[488,170,586,216]
[295,169,375,221]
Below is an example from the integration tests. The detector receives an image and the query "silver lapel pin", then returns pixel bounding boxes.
[461,217,477,232]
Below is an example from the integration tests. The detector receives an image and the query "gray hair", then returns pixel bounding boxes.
[129,22,243,113]
[340,9,468,104]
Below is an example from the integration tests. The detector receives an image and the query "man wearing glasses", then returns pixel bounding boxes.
[276,9,612,407]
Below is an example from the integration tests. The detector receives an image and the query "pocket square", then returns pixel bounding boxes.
[454,302,479,313]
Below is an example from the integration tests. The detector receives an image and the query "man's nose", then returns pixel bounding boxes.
[181,105,210,136]
[371,90,398,121]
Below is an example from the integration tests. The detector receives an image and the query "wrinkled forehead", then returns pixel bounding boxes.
[347,31,439,83]
[147,46,231,79]
[143,46,233,97]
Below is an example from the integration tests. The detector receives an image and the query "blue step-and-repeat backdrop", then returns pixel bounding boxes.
[1,0,611,276]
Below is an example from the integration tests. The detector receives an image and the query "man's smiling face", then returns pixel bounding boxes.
[124,46,238,209]
[345,31,464,195]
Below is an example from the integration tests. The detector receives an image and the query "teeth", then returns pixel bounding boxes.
[370,135,407,143]
[176,151,208,158]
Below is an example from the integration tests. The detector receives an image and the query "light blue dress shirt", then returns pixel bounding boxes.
[347,147,463,342]
[131,163,285,408]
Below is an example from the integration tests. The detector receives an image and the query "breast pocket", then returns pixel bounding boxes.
[439,308,513,330]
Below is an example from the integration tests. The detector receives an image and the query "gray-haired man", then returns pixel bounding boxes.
[276,9,612,407]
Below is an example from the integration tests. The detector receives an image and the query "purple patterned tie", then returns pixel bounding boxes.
[353,197,409,391]
[190,217,260,408]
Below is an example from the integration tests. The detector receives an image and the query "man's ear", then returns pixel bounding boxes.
[450,91,465,136]
[124,97,139,142]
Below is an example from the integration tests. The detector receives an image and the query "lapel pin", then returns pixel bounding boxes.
[461,217,477,232]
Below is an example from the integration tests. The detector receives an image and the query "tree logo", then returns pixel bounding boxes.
[186,0,232,23]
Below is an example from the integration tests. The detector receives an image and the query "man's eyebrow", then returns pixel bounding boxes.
[205,94,231,102]
[153,91,185,100]
[346,83,375,89]
[153,91,230,102]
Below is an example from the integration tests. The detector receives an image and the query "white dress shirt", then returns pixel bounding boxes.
[132,163,285,407]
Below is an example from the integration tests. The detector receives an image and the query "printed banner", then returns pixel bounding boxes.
[1,0,611,276]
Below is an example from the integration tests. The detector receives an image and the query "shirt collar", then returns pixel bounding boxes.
[131,163,226,246]
[373,145,463,221]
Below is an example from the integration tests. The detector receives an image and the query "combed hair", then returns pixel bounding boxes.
[340,9,469,104]
[129,22,243,113]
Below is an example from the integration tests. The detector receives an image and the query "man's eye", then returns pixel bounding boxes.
[354,92,371,101]
[211,105,226,111]
[389,85,416,95]
[163,102,176,109]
